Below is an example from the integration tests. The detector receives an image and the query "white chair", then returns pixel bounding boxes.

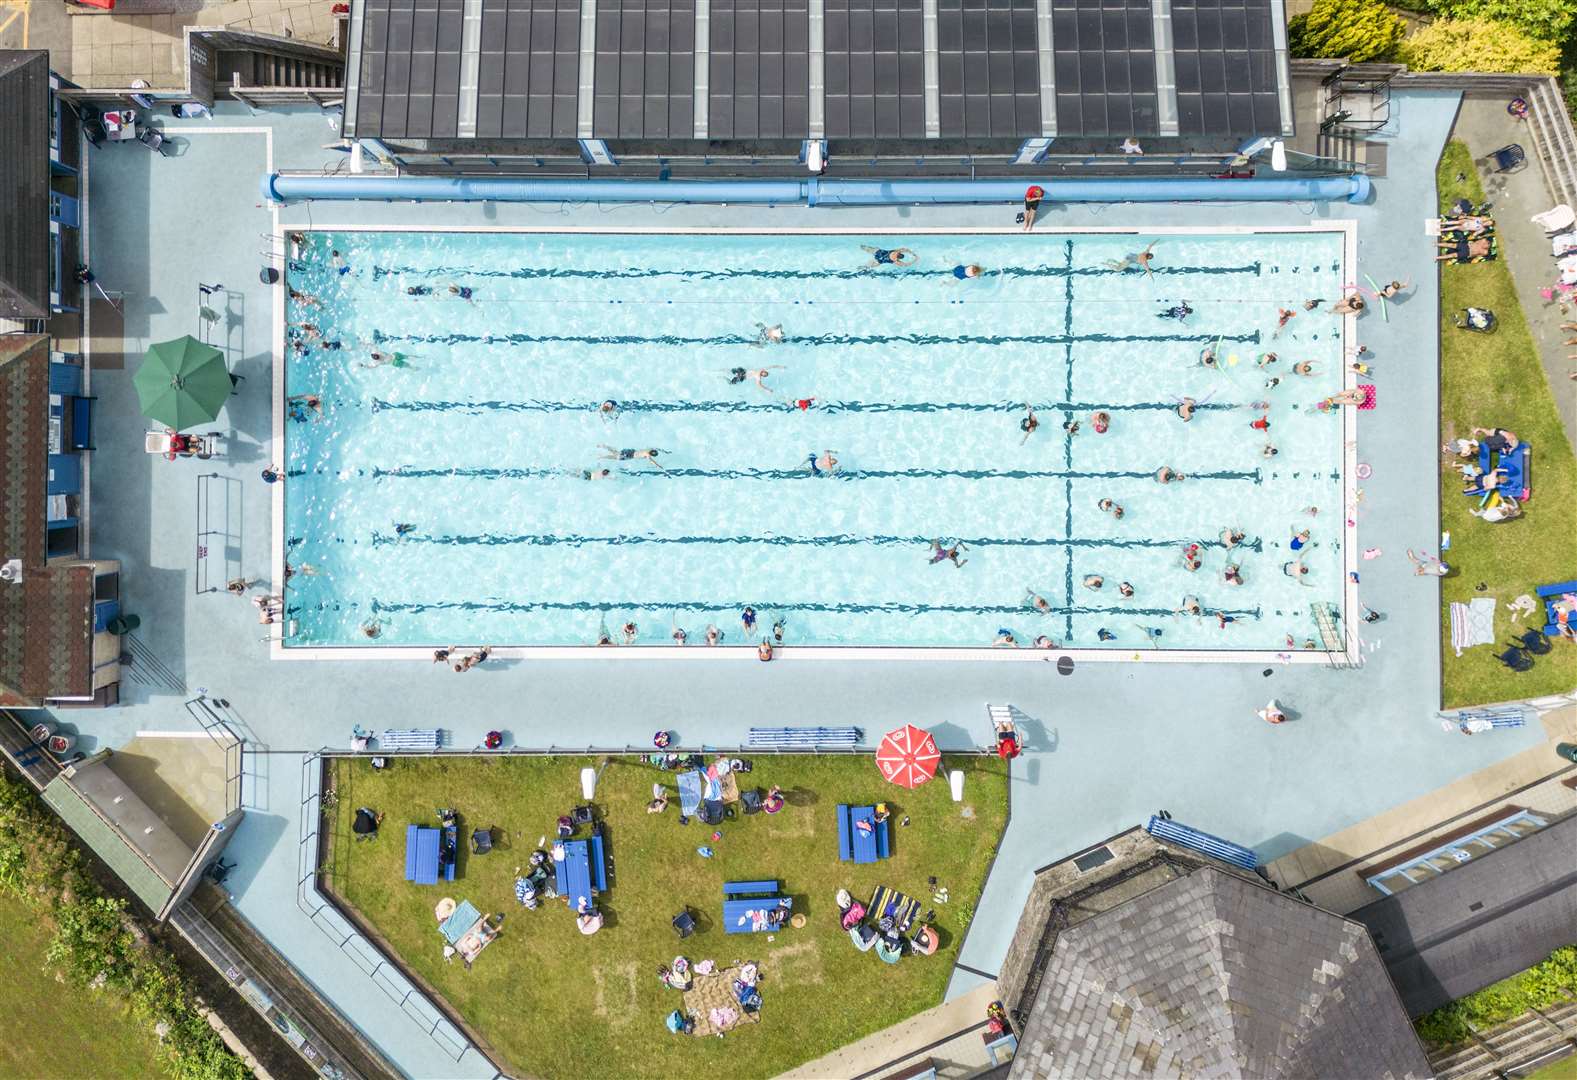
[1531,204,1575,233]
[144,430,173,454]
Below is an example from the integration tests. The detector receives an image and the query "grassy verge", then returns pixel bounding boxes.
[323,754,1009,1079]
[1415,944,1577,1050]
[1435,141,1577,706]
[0,888,171,1079]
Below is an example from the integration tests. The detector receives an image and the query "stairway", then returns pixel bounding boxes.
[241,51,343,89]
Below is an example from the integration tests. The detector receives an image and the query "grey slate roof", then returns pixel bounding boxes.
[1008,867,1431,1080]
[0,51,50,320]
[1354,812,1577,1019]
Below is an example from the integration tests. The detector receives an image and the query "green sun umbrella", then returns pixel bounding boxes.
[134,336,232,431]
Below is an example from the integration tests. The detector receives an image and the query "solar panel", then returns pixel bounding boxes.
[936,0,1041,139]
[593,0,697,137]
[709,0,809,139]
[1049,0,1157,137]
[1171,0,1279,136]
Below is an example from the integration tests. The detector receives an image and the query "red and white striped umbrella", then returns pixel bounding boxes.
[875,724,941,789]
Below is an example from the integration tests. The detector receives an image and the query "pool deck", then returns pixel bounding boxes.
[67,89,1554,1078]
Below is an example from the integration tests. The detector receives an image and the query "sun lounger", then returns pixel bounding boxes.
[404,825,441,885]
[377,728,443,751]
[747,726,861,748]
[1536,580,1577,637]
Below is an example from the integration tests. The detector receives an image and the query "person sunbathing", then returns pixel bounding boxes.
[1464,467,1508,494]
[1439,215,1493,235]
[1437,236,1493,261]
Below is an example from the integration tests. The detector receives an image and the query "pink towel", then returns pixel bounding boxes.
[1358,384,1376,410]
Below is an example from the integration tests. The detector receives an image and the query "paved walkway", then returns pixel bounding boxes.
[63,91,1555,1077]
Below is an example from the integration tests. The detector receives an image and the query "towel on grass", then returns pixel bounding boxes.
[1450,598,1496,657]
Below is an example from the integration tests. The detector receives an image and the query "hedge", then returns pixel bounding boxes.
[1415,945,1577,1048]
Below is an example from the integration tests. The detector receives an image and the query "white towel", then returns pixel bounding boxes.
[1450,598,1496,656]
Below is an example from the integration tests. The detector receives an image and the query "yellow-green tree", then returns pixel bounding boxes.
[1400,17,1562,74]
[1288,0,1405,62]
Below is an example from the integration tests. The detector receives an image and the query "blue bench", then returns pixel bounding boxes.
[837,804,890,863]
[748,726,861,749]
[722,880,792,934]
[404,825,440,885]
[590,833,607,892]
[1536,580,1577,637]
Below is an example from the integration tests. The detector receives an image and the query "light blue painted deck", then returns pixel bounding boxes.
[64,92,1542,1078]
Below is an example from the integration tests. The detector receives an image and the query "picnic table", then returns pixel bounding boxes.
[552,836,608,909]
[722,880,793,934]
[405,825,455,885]
[837,804,890,863]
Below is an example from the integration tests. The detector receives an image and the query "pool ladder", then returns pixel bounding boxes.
[1310,602,1355,666]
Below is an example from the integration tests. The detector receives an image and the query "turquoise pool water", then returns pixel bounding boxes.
[281,229,1347,650]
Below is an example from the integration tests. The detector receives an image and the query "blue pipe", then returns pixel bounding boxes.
[263,171,1370,206]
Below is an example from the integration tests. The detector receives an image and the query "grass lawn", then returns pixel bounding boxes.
[323,754,1009,1079]
[0,890,170,1079]
[1435,141,1577,707]
[1530,1055,1577,1080]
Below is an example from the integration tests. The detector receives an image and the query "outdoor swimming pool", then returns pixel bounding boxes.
[278,227,1353,654]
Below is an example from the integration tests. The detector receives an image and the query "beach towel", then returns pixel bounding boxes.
[1357,383,1376,411]
[1450,598,1495,657]
[440,899,482,944]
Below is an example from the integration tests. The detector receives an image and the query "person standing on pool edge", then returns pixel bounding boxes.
[1020,186,1046,231]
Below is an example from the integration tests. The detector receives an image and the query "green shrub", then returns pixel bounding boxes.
[1288,0,1406,62]
[1416,946,1577,1049]
[1400,17,1562,74]
[0,774,250,1080]
[1427,0,1576,41]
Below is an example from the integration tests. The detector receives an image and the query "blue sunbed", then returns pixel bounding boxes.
[677,770,703,816]
[404,825,440,885]
[1536,580,1577,636]
[722,880,792,934]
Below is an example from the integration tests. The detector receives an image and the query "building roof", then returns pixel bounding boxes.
[1009,866,1431,1079]
[0,335,94,705]
[0,51,50,320]
[344,0,1292,145]
[1354,812,1577,1019]
[42,768,182,918]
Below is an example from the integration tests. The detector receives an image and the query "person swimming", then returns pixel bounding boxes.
[1083,575,1104,591]
[1092,411,1110,433]
[1097,628,1117,641]
[1257,352,1278,367]
[806,450,839,476]
[1157,300,1193,322]
[861,245,918,267]
[394,522,416,536]
[953,264,984,279]
[1221,527,1245,548]
[599,445,665,469]
[1176,397,1196,421]
[930,540,967,567]
[1224,564,1243,585]
[1250,414,1270,432]
[1020,405,1039,444]
[1118,581,1135,598]
[754,322,785,346]
[1155,466,1185,483]
[364,350,412,368]
[741,607,758,634]
[405,285,431,296]
[599,399,620,420]
[1025,589,1052,614]
[448,284,475,300]
[772,619,785,644]
[582,468,612,480]
[1290,528,1311,552]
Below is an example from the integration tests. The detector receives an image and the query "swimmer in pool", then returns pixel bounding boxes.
[1097,498,1124,518]
[1025,590,1052,614]
[1092,411,1110,433]
[1217,612,1236,629]
[1097,628,1117,641]
[1332,293,1366,315]
[1063,420,1080,436]
[727,366,784,392]
[1157,301,1193,322]
[754,322,785,346]
[394,522,416,536]
[806,450,839,476]
[363,350,414,369]
[1221,527,1245,548]
[1263,442,1278,458]
[953,264,984,279]
[929,540,967,568]
[598,399,620,421]
[772,619,785,644]
[1118,581,1135,598]
[741,607,758,635]
[582,468,612,480]
[599,445,665,469]
[1303,298,1324,311]
[994,629,1017,647]
[1176,397,1196,421]
[1223,564,1243,586]
[705,624,722,646]
[1250,414,1270,433]
[405,285,431,296]
[1155,466,1185,484]
[1020,405,1039,444]
[672,624,688,645]
[622,621,639,644]
[448,284,475,301]
[1283,559,1312,584]
[1034,635,1056,649]
[861,245,918,268]
[1274,308,1296,336]
[1177,597,1202,616]
[1257,352,1278,367]
[1290,528,1311,552]
[1105,242,1158,277]
[1083,575,1104,591]
[1292,361,1316,376]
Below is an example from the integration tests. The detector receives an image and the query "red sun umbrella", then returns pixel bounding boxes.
[875,724,941,789]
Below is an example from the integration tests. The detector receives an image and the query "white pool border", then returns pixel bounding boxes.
[270,221,1360,665]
